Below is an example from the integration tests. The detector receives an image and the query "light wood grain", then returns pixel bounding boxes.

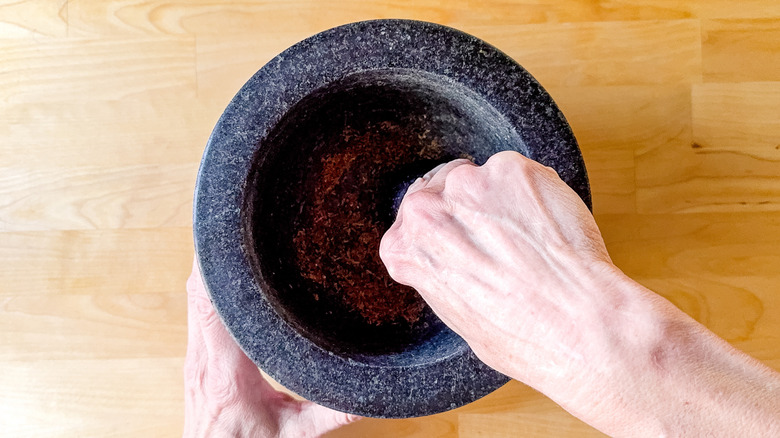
[0,164,196,231]
[598,212,780,278]
[0,93,212,167]
[2,0,779,436]
[470,20,703,87]
[63,0,780,38]
[692,82,780,156]
[0,292,186,360]
[0,37,195,103]
[324,412,459,438]
[703,19,780,82]
[0,227,193,296]
[459,412,608,437]
[0,0,67,37]
[549,85,693,214]
[0,358,184,437]
[195,31,310,109]
[636,82,780,213]
[66,0,455,37]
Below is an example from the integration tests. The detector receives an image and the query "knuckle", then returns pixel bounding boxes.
[199,304,224,331]
[379,233,407,279]
[381,256,406,284]
[537,161,560,177]
[447,161,478,181]
[545,166,563,181]
[378,232,402,265]
[486,150,523,167]
[485,151,535,177]
[402,191,441,221]
[445,162,483,192]
[486,151,561,181]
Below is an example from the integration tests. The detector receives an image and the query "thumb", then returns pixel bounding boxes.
[285,401,361,437]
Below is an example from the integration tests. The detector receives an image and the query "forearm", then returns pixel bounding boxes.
[643,325,780,438]
[512,267,780,437]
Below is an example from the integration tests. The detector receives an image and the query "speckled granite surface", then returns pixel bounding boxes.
[194,19,590,418]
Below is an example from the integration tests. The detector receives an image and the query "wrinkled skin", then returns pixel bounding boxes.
[379,151,780,437]
[184,260,360,438]
[380,152,622,388]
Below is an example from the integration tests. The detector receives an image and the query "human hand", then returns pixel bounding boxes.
[379,151,663,418]
[184,259,360,438]
[380,151,617,378]
[379,151,780,437]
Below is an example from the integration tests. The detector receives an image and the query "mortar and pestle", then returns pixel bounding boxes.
[194,19,590,418]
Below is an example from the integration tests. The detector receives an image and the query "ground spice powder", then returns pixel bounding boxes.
[293,121,433,326]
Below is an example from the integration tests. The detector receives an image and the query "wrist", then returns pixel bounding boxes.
[561,273,687,435]
[556,268,780,437]
[510,263,684,433]
[495,259,671,387]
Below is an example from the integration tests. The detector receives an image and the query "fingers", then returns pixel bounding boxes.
[187,258,231,356]
[405,158,475,197]
[186,257,261,380]
[393,158,475,228]
[392,158,474,231]
[186,258,208,361]
[187,258,224,354]
[286,402,362,437]
[424,158,475,190]
[187,257,210,299]
[382,158,475,287]
[188,257,356,437]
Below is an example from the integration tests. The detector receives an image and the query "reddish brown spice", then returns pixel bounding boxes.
[293,121,432,325]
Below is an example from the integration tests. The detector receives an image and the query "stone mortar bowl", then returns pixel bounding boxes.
[194,19,591,419]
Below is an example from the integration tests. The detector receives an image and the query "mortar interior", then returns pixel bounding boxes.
[243,68,525,366]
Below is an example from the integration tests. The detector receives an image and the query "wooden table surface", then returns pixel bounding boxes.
[1,1,778,436]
